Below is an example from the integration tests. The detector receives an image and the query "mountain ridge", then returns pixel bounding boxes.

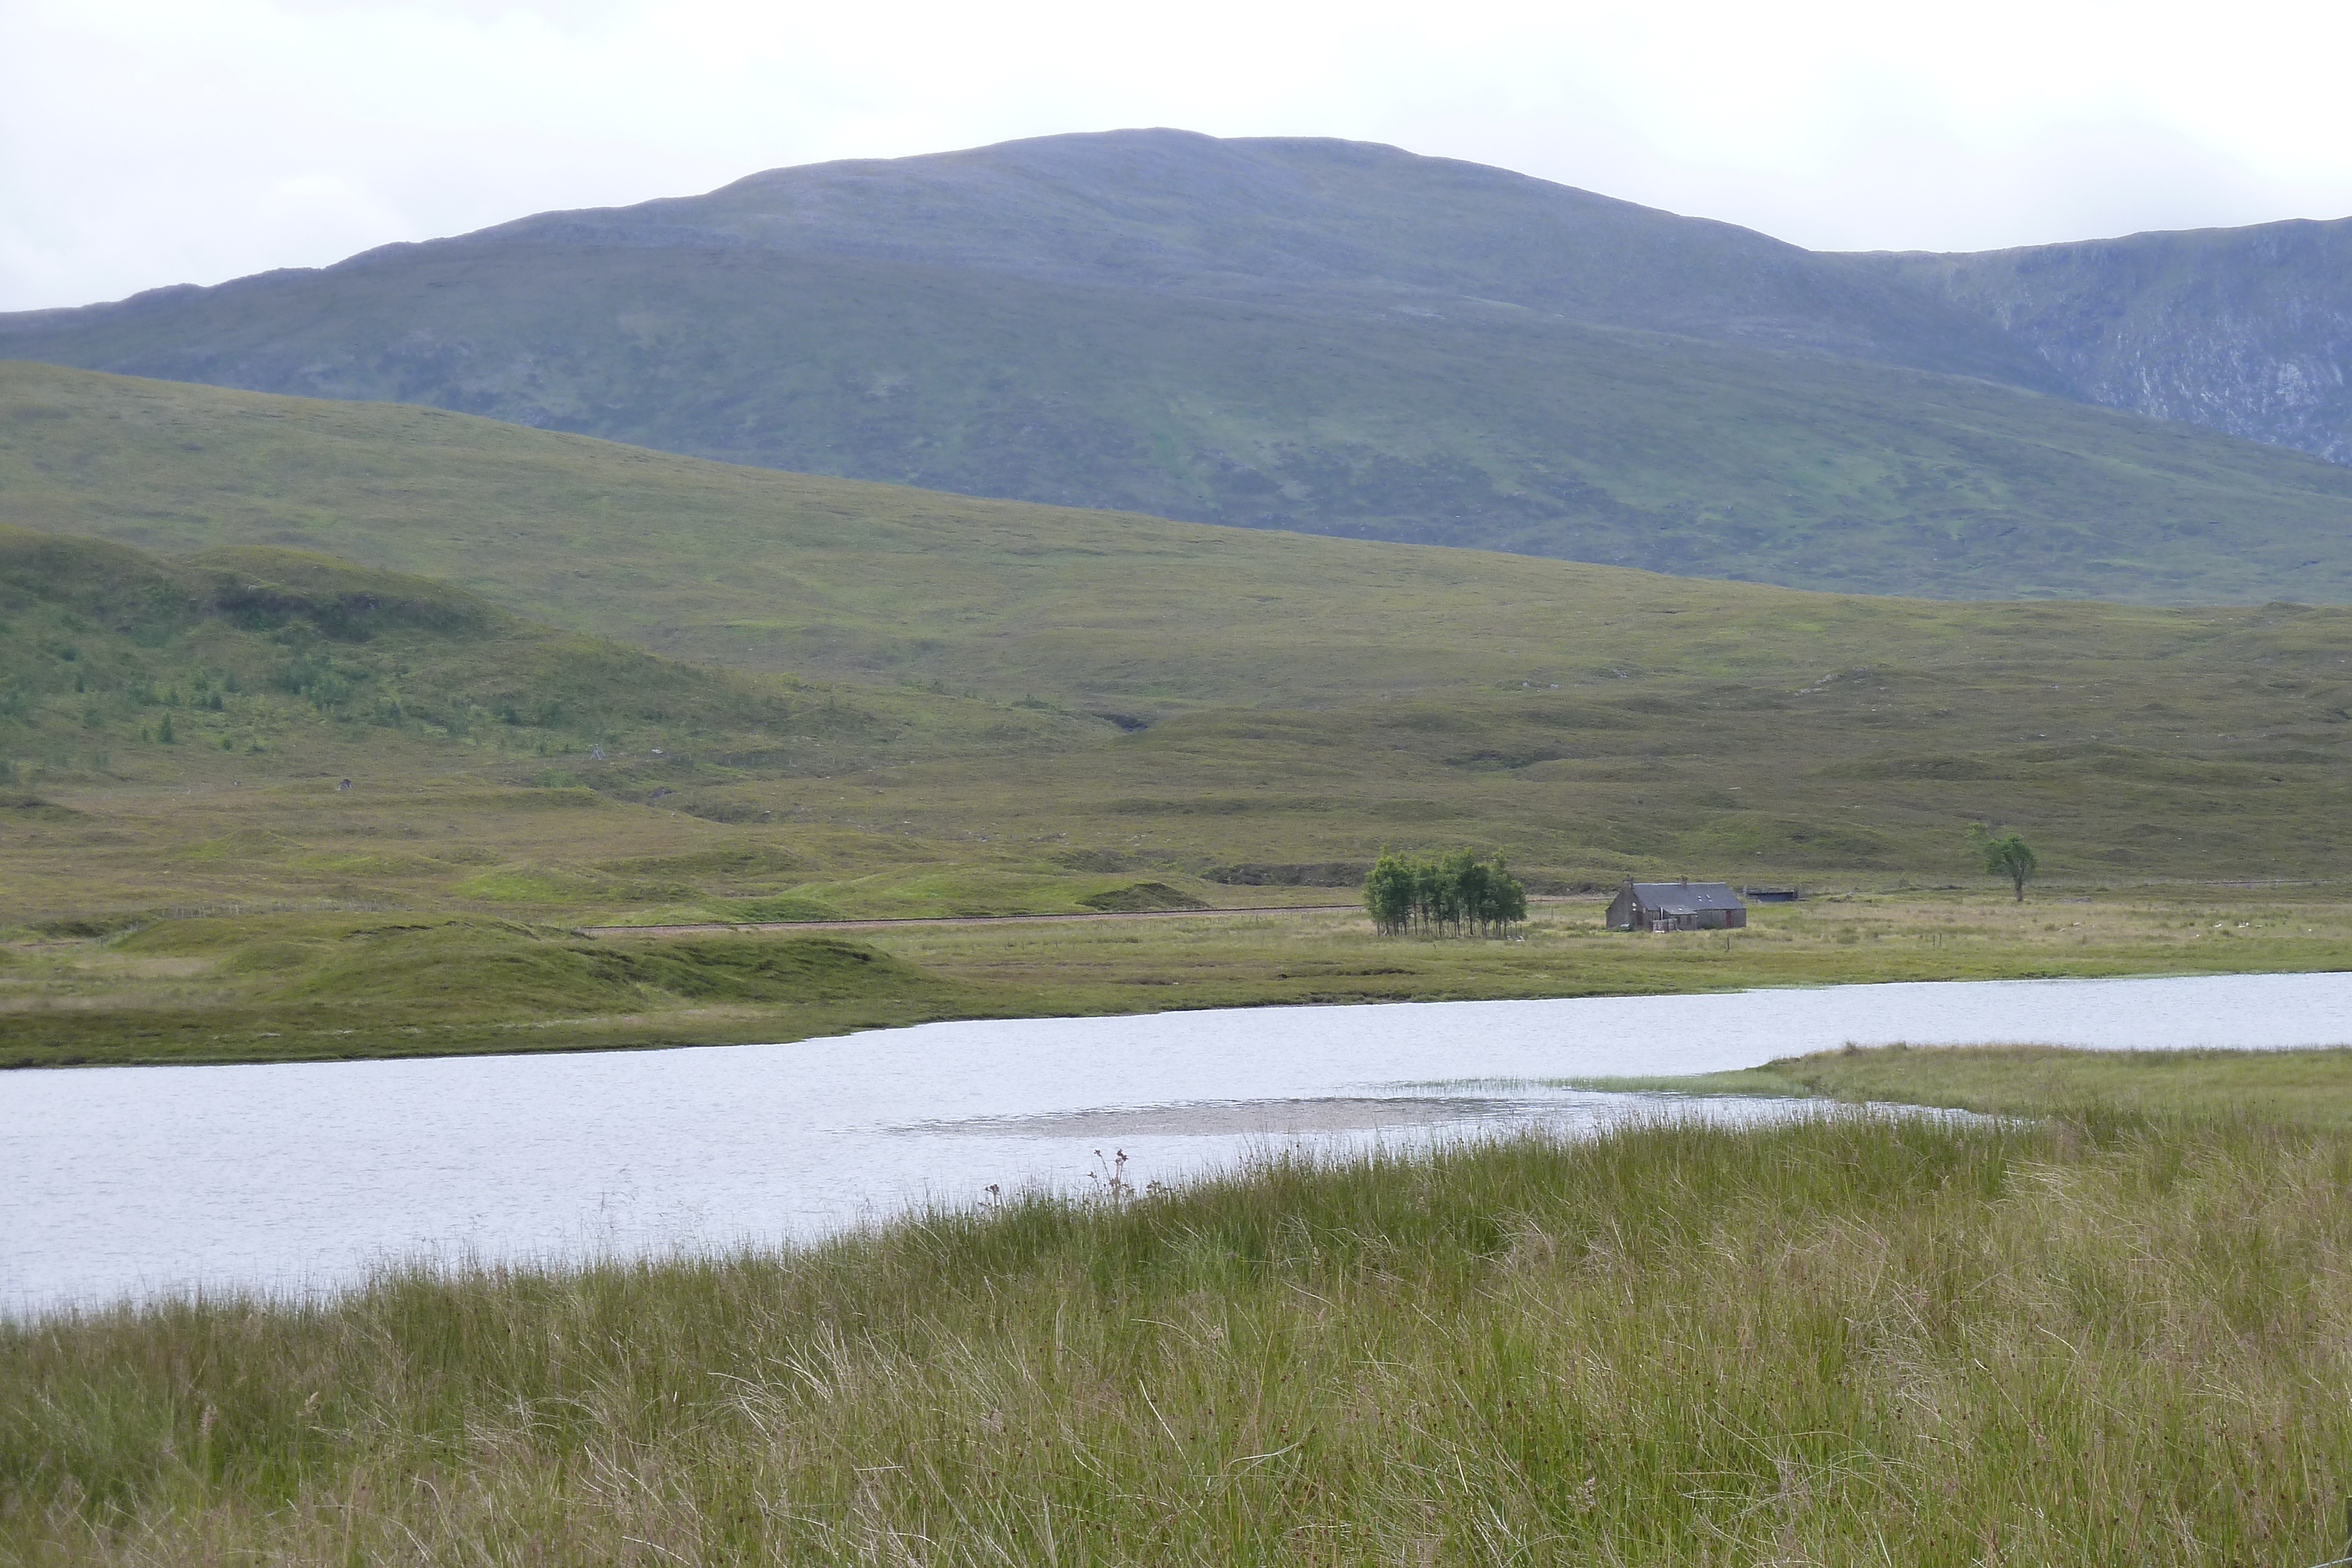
[455,129,2066,385]
[14,131,2066,390]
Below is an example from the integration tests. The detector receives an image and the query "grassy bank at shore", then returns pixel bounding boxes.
[1588,1041,2352,1128]
[11,1105,2352,1564]
[9,887,2352,1066]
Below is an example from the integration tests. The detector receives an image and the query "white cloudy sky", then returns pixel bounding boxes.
[5,0,2350,312]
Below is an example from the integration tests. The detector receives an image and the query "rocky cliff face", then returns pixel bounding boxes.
[1849,218,2352,464]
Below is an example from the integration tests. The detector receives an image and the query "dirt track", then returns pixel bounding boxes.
[577,904,1365,938]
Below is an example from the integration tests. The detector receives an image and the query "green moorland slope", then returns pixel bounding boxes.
[8,369,2352,1062]
[4,520,2343,1069]
[4,363,2350,904]
[12,1103,2352,1562]
[0,516,1101,792]
[2,366,2349,890]
[0,523,1141,1061]
[14,128,2352,601]
[0,523,837,757]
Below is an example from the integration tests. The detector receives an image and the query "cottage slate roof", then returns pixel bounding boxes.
[1625,881,1746,911]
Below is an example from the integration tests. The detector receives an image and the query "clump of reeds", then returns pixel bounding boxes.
[7,1109,2352,1564]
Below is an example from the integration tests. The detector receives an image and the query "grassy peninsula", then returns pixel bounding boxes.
[12,1094,2352,1563]
[1588,1041,2352,1129]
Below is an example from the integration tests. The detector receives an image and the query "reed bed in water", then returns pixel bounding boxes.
[7,1112,2352,1565]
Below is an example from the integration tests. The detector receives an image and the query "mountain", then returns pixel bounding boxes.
[9,132,2352,603]
[1851,217,2352,466]
[2,129,2062,386]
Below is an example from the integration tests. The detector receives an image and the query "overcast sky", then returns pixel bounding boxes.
[6,0,2350,312]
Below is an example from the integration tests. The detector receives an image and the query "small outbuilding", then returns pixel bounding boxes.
[1607,875,1748,932]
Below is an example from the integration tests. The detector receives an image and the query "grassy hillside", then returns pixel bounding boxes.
[0,523,806,760]
[5,523,2341,1069]
[12,1112,2352,1564]
[13,128,2352,601]
[5,365,2352,907]
[0,524,1147,1063]
[0,518,1100,784]
[0,516,1118,940]
[6,371,2352,1064]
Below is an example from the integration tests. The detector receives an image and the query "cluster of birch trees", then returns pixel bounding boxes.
[1363,848,1529,937]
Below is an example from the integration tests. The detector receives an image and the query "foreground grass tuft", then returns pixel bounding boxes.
[9,1112,2352,1563]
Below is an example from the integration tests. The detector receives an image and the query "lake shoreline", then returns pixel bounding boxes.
[9,951,2347,1073]
[11,885,2352,1071]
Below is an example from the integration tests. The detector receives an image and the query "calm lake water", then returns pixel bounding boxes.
[6,971,2350,1316]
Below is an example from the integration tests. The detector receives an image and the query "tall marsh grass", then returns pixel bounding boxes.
[8,1112,2352,1564]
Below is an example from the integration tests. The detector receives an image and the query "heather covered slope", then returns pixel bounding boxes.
[0,519,1079,790]
[11,133,2352,600]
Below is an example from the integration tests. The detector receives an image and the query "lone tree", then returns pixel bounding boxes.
[1970,823,2038,901]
